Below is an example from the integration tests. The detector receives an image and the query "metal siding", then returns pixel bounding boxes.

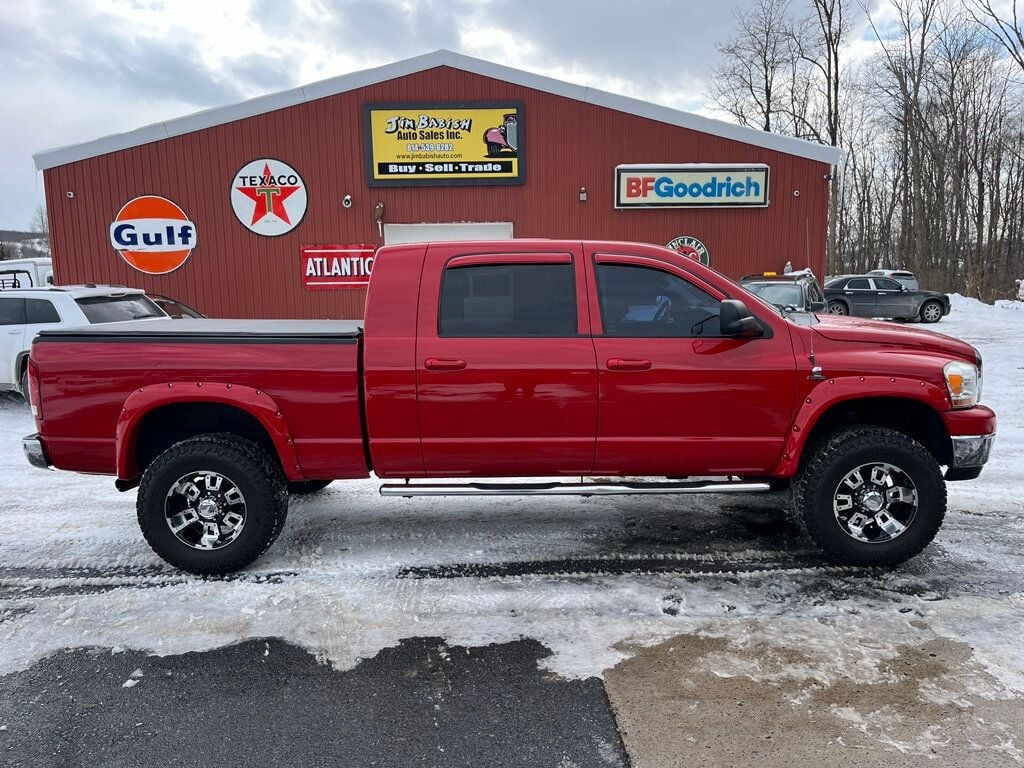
[45,66,829,319]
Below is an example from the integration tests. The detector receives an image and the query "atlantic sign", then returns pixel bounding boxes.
[301,244,376,290]
[615,164,770,208]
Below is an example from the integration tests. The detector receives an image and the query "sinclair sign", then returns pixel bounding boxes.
[615,164,769,208]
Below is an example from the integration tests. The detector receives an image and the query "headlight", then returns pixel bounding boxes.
[944,361,979,408]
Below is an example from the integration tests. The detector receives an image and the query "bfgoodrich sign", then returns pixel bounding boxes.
[615,164,769,208]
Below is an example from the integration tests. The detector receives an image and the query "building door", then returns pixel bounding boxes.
[383,222,513,245]
[414,243,598,476]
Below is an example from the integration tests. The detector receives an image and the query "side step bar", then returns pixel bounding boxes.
[380,480,771,497]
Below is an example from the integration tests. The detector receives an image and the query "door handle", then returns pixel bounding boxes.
[606,358,652,371]
[424,358,466,371]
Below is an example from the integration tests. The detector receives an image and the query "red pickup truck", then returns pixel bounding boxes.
[23,240,995,574]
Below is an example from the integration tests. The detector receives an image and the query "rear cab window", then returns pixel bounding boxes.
[439,258,577,337]
[75,295,165,324]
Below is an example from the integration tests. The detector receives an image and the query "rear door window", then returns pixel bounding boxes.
[26,299,61,324]
[845,278,871,290]
[439,263,576,337]
[75,295,165,324]
[0,297,26,325]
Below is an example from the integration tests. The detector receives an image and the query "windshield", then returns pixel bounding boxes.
[745,283,803,309]
[75,295,165,323]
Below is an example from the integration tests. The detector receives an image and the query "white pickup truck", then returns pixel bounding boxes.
[0,285,166,396]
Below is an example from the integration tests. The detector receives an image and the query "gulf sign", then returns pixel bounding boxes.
[615,164,769,208]
[302,244,376,290]
[110,195,197,274]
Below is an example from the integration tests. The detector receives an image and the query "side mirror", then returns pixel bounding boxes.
[809,299,826,312]
[720,299,763,337]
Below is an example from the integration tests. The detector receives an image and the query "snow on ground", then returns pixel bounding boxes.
[0,297,1022,732]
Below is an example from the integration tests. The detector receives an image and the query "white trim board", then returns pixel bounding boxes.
[33,50,844,171]
[383,222,514,245]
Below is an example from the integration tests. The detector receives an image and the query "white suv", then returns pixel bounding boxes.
[0,286,167,396]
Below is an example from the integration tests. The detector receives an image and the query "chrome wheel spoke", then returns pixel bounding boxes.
[887,486,916,505]
[203,474,223,493]
[198,522,221,549]
[222,511,244,532]
[224,487,244,506]
[874,511,906,538]
[168,509,198,534]
[847,512,871,540]
[869,466,890,486]
[835,494,854,512]
[843,468,865,490]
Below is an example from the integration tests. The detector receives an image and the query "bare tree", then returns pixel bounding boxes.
[969,0,1024,72]
[30,205,48,236]
[710,0,796,132]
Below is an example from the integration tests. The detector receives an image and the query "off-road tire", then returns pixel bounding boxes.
[827,300,849,315]
[287,480,333,495]
[137,434,289,575]
[920,300,944,324]
[791,426,945,566]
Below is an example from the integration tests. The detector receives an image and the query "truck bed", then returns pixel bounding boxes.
[32,319,368,482]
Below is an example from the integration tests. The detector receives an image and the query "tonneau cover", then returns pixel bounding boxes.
[35,318,364,342]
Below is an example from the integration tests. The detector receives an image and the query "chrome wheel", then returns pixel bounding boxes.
[827,301,848,315]
[165,471,247,550]
[921,301,942,323]
[832,461,918,543]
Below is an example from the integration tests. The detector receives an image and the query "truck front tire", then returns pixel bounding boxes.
[136,434,289,575]
[792,426,945,566]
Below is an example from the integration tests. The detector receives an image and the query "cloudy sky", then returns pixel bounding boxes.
[0,0,895,230]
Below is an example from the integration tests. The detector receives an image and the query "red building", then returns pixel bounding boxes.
[34,50,842,319]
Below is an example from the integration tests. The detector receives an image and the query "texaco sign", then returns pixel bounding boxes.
[231,158,308,236]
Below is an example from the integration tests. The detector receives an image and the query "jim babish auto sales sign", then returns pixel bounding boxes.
[364,102,525,186]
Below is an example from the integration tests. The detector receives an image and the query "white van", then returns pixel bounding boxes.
[0,258,53,289]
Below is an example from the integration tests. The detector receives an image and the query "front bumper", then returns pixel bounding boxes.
[22,433,51,470]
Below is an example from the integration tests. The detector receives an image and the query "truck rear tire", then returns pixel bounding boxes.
[791,426,945,566]
[136,434,289,575]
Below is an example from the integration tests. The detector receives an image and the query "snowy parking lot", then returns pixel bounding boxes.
[1,295,1023,766]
